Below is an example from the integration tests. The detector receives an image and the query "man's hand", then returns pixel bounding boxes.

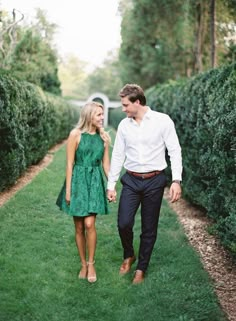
[169,182,182,203]
[107,189,117,203]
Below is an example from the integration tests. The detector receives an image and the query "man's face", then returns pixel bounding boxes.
[121,97,140,118]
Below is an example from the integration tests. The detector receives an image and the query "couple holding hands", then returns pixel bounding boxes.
[56,84,182,284]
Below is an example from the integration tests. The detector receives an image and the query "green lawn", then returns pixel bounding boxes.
[0,145,227,321]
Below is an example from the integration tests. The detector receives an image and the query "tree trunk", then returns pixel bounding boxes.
[194,2,203,73]
[0,9,24,68]
[210,0,217,68]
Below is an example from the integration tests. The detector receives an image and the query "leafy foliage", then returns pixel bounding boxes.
[108,107,125,129]
[58,54,89,99]
[58,51,123,101]
[87,51,123,100]
[0,74,79,192]
[10,29,61,95]
[146,62,236,258]
[0,8,61,95]
[118,0,236,89]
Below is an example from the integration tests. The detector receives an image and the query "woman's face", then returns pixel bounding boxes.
[91,106,104,129]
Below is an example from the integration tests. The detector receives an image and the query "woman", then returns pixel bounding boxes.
[56,101,110,283]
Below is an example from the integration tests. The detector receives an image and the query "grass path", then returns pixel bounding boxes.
[0,145,227,321]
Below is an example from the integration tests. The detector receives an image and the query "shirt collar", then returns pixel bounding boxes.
[144,107,152,119]
[129,106,152,123]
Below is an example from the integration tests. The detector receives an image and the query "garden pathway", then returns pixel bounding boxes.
[0,141,235,321]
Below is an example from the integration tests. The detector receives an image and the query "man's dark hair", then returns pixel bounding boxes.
[119,84,146,106]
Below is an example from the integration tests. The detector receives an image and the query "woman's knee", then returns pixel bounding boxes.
[84,215,96,230]
[73,217,84,234]
[75,224,84,235]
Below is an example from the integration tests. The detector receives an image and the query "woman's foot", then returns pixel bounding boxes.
[78,263,87,279]
[87,261,97,283]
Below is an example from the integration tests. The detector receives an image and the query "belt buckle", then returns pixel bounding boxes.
[142,174,146,179]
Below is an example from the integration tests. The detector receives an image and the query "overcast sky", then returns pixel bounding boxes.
[1,0,121,68]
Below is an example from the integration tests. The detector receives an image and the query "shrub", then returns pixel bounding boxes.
[0,74,79,191]
[146,63,236,259]
[108,106,125,129]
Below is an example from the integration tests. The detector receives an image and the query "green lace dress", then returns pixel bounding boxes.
[56,132,109,217]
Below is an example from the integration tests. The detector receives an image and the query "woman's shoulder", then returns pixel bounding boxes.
[69,128,81,138]
[67,128,81,144]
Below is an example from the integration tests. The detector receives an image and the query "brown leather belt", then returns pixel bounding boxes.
[127,170,162,179]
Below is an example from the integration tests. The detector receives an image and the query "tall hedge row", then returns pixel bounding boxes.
[146,63,236,258]
[0,74,79,192]
[108,106,125,129]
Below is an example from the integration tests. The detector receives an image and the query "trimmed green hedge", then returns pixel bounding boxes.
[108,106,125,129]
[0,74,79,192]
[146,63,236,258]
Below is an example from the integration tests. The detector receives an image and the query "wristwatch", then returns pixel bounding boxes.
[172,180,181,185]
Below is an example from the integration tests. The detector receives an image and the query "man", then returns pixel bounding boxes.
[107,84,182,284]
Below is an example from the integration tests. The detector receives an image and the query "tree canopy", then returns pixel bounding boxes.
[118,0,236,89]
[1,1,236,98]
[0,8,61,95]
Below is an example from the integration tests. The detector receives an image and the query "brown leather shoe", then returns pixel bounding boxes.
[119,256,136,275]
[132,270,145,284]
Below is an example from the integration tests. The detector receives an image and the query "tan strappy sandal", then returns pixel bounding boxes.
[87,261,97,283]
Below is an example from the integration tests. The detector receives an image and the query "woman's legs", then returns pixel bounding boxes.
[84,214,97,282]
[73,214,97,281]
[73,217,87,278]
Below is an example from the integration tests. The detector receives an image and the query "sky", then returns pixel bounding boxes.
[1,0,122,68]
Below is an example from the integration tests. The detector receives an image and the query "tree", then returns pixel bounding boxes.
[58,54,89,99]
[0,7,61,95]
[119,0,194,87]
[193,1,206,73]
[0,8,24,68]
[118,0,236,88]
[87,50,122,100]
[223,41,236,63]
[33,8,57,45]
[10,29,61,95]
[210,0,217,68]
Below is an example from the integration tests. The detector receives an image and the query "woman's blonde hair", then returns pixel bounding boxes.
[77,101,111,144]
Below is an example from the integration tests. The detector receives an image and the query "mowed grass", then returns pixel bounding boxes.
[0,145,227,321]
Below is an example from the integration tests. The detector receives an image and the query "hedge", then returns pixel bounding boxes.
[0,74,79,192]
[146,63,236,258]
[108,106,125,129]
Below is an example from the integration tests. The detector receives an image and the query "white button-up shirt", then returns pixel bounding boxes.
[107,107,182,190]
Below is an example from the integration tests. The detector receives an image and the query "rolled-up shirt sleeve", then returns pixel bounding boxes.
[107,125,126,190]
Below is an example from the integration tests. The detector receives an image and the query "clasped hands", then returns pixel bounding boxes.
[107,189,117,203]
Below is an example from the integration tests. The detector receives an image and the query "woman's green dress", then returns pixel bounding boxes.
[56,132,109,217]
